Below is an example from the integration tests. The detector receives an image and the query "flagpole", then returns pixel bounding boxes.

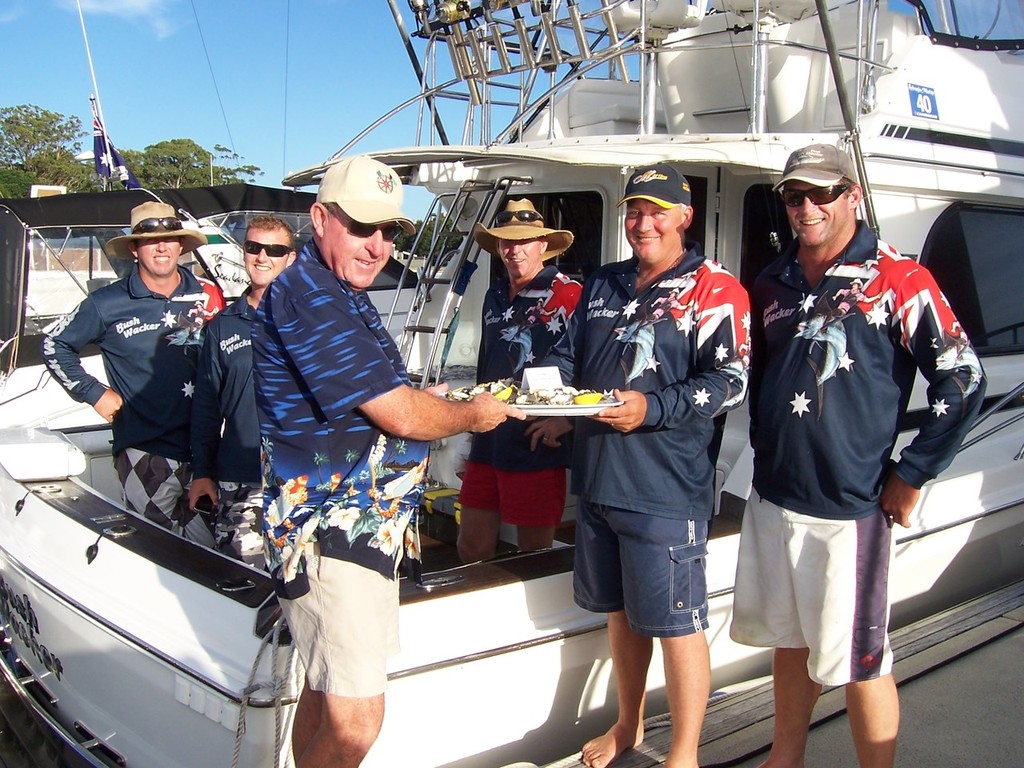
[77,0,113,191]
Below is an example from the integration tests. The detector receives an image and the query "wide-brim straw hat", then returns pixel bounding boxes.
[472,199,574,260]
[106,201,208,259]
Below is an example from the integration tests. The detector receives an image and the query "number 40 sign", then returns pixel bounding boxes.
[908,84,940,120]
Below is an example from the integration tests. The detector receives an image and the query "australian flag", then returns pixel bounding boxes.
[91,104,140,190]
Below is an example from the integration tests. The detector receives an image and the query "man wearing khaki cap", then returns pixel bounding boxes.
[42,200,225,543]
[731,144,985,767]
[252,155,523,767]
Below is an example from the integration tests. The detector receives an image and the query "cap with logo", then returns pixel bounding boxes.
[773,144,858,191]
[317,155,415,234]
[618,163,692,208]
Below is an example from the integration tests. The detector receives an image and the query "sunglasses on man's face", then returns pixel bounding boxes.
[327,206,404,241]
[494,209,544,226]
[132,217,184,235]
[243,240,293,259]
[779,183,851,208]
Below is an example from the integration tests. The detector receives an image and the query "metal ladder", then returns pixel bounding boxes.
[386,175,531,387]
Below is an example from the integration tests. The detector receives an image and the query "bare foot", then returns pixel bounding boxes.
[580,722,644,768]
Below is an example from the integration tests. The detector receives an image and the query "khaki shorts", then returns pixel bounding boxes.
[730,495,894,686]
[280,549,400,698]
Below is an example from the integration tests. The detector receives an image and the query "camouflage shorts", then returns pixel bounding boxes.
[214,481,266,568]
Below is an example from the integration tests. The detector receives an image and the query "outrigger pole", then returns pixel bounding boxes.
[815,0,879,234]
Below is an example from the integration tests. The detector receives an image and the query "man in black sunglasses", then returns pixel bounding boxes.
[732,144,986,768]
[251,155,524,767]
[190,215,296,566]
[42,200,226,545]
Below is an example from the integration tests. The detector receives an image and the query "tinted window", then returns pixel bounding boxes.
[921,203,1024,353]
[739,183,792,291]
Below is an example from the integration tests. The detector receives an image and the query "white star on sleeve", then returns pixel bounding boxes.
[182,381,195,398]
[714,343,729,361]
[932,399,949,417]
[790,391,811,417]
[693,388,711,407]
[546,316,563,334]
[801,294,817,313]
[622,299,640,318]
[838,353,855,371]
[865,304,889,328]
[163,310,176,327]
[503,307,515,321]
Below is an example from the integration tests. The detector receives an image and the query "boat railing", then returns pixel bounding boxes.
[329,0,913,160]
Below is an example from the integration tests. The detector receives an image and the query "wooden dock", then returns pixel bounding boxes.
[541,580,1024,768]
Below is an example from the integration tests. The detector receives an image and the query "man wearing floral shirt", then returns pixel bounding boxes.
[252,155,522,767]
[543,163,750,768]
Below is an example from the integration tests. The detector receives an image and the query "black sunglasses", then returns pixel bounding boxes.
[495,209,544,226]
[327,206,404,241]
[243,240,293,259]
[132,217,184,235]
[779,183,851,208]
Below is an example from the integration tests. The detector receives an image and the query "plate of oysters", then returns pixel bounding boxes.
[446,380,621,416]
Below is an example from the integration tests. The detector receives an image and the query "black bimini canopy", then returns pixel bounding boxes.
[0,184,315,377]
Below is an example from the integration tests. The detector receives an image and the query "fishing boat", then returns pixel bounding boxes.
[2,1,1024,767]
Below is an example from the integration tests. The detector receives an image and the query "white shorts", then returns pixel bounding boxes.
[281,549,400,698]
[730,495,894,686]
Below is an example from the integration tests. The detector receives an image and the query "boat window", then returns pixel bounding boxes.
[739,183,792,292]
[906,0,1024,45]
[920,203,1024,354]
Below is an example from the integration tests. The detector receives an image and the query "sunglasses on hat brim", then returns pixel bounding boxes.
[132,217,184,235]
[494,209,544,226]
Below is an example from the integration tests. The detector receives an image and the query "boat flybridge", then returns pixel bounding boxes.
[0,2,1023,767]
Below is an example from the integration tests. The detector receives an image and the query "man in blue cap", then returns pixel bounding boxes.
[542,162,751,768]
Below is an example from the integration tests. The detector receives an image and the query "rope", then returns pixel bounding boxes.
[231,616,296,768]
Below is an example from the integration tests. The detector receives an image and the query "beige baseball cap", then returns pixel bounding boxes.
[316,155,415,234]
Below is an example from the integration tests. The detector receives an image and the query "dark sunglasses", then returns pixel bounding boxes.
[243,240,293,259]
[328,206,403,241]
[779,183,851,208]
[494,209,544,226]
[132,217,184,235]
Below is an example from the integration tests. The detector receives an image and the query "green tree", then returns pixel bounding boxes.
[0,104,94,192]
[123,139,261,188]
[0,168,37,198]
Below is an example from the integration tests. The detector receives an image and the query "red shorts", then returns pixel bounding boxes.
[458,461,567,527]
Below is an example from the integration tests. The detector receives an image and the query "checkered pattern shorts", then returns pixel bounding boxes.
[114,448,214,547]
[214,481,266,568]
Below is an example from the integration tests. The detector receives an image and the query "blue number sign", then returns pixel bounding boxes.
[908,84,939,120]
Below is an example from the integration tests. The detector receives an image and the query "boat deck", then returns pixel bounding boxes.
[542,579,1024,768]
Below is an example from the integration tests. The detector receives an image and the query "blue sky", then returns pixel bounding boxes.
[1,0,426,190]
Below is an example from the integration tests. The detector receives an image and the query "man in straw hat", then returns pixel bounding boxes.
[251,155,523,767]
[731,143,985,768]
[542,163,750,768]
[456,199,582,562]
[43,200,225,544]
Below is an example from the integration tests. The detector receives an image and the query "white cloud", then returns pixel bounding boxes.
[55,0,182,39]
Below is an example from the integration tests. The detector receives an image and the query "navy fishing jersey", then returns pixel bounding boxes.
[190,292,261,484]
[750,222,986,520]
[42,265,223,460]
[469,264,582,471]
[253,242,428,594]
[545,245,750,520]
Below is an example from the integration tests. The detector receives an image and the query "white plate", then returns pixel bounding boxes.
[515,401,622,416]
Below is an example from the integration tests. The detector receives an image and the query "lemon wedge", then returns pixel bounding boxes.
[495,386,515,402]
[573,391,604,405]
